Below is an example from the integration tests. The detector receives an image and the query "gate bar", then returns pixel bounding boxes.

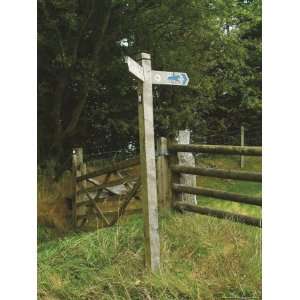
[77,176,138,195]
[76,157,140,182]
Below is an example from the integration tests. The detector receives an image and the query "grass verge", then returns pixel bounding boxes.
[38,155,261,299]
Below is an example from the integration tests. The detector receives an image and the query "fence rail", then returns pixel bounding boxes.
[163,137,262,229]
[172,184,262,206]
[168,143,262,156]
[174,201,261,227]
[171,165,262,182]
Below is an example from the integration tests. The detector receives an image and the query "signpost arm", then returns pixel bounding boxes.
[137,53,160,272]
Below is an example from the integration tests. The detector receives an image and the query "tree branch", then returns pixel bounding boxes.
[72,0,96,65]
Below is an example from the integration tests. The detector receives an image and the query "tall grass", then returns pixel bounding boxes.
[38,211,261,300]
[37,165,73,232]
[38,155,261,299]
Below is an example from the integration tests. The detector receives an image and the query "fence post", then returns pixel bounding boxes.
[72,147,83,228]
[240,126,245,168]
[177,129,197,205]
[157,137,169,208]
[167,138,180,207]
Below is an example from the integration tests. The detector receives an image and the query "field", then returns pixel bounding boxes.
[38,155,261,300]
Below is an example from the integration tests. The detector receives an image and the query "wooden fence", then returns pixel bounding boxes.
[157,137,262,228]
[72,139,262,229]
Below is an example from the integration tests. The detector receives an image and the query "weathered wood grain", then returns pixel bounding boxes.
[137,52,160,272]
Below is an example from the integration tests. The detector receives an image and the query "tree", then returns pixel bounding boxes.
[38,0,262,171]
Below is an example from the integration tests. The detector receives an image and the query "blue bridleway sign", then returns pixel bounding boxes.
[151,70,189,86]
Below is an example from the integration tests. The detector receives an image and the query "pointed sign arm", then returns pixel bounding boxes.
[125,56,145,82]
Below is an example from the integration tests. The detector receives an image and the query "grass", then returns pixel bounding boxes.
[38,155,261,300]
[196,155,261,218]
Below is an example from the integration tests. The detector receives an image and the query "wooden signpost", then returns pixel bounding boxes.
[125,53,189,272]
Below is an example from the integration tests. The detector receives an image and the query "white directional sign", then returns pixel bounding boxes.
[151,70,189,86]
[125,56,144,82]
[125,56,189,87]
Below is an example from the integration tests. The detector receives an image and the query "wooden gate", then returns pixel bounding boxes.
[72,148,141,229]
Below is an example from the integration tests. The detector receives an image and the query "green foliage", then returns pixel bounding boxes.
[38,0,261,169]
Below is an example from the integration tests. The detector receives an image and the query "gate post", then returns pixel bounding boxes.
[72,147,83,228]
[167,138,180,207]
[157,137,169,208]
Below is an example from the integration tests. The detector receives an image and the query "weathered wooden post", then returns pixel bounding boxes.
[72,147,83,228]
[157,137,169,208]
[137,53,160,272]
[240,126,245,168]
[168,138,180,207]
[125,52,189,272]
[177,130,197,205]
